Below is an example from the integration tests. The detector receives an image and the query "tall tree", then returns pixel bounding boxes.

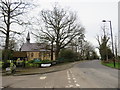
[96,25,113,60]
[78,34,85,59]
[97,35,109,60]
[0,0,31,62]
[83,41,94,60]
[34,5,85,60]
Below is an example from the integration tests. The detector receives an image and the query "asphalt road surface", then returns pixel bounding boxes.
[2,60,119,88]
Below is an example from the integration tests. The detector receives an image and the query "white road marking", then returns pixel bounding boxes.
[74,80,77,83]
[67,71,69,74]
[40,76,46,80]
[68,78,71,80]
[73,78,76,80]
[45,86,52,88]
[69,85,73,87]
[66,86,68,88]
[67,70,80,88]
[75,84,80,87]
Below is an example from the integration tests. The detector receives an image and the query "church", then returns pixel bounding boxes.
[14,33,55,61]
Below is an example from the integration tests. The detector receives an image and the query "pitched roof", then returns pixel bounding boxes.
[20,43,51,52]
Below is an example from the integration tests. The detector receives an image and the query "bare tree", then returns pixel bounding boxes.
[0,0,32,62]
[77,34,85,59]
[35,5,85,60]
[96,24,113,61]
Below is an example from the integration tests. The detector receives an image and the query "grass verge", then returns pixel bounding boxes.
[101,61,120,69]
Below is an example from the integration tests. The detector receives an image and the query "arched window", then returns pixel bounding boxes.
[31,53,34,57]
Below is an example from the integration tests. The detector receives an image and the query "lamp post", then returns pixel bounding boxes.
[102,20,115,67]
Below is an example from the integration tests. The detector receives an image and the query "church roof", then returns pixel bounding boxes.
[20,43,51,52]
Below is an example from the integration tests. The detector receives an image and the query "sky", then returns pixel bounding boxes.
[1,0,118,54]
[30,0,118,54]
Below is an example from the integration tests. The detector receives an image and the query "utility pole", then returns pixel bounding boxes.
[114,36,118,60]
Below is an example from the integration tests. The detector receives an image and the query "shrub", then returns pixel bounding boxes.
[41,60,52,63]
[59,49,78,63]
[28,60,34,63]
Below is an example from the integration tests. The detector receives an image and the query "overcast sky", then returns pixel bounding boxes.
[22,0,119,55]
[31,0,118,48]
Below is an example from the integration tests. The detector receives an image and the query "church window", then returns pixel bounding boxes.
[31,53,34,57]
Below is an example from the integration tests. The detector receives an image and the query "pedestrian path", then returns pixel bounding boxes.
[2,62,78,76]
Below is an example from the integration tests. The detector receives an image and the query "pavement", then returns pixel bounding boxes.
[2,61,78,76]
[2,60,119,88]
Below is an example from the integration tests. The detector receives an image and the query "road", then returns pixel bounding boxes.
[2,60,119,88]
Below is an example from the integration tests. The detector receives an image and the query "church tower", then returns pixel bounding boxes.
[26,32,30,43]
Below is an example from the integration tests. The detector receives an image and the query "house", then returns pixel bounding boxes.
[13,51,27,60]
[19,32,55,61]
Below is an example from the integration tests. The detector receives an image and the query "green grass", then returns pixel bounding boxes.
[0,61,4,68]
[102,62,120,69]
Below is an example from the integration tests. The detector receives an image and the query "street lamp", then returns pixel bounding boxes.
[102,20,115,67]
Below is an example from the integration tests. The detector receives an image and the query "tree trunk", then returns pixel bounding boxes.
[3,6,10,64]
[55,46,60,60]
[3,37,9,68]
[51,41,54,60]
